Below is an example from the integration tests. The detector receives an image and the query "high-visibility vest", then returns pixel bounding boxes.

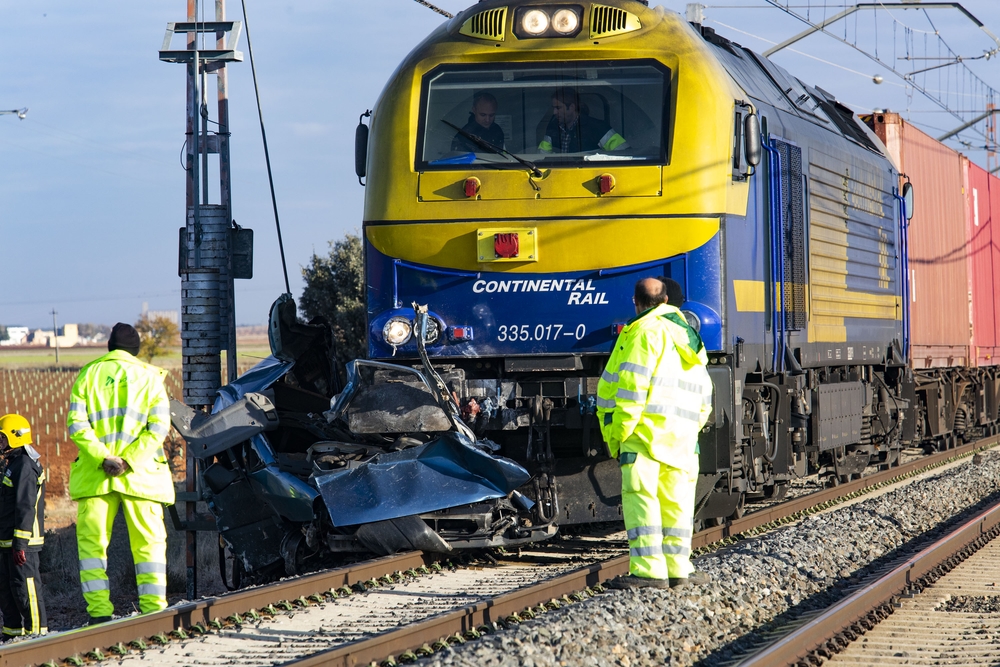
[67,350,174,504]
[596,303,713,473]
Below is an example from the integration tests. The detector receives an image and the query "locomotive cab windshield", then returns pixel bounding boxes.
[418,60,669,168]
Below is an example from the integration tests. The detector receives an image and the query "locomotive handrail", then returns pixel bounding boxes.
[414,303,478,442]
[761,138,786,373]
[891,187,911,361]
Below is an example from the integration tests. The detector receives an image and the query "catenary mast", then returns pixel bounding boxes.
[159,0,251,597]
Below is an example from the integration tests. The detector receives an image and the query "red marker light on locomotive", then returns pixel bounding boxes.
[494,232,519,259]
[464,177,481,198]
[599,173,615,195]
[449,326,474,342]
[611,323,626,335]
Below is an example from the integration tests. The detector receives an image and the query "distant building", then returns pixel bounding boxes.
[25,324,79,348]
[0,327,29,346]
[77,329,108,345]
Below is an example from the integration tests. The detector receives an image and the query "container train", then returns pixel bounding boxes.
[170,0,1000,580]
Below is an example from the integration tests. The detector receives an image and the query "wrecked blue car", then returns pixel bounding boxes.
[169,299,555,582]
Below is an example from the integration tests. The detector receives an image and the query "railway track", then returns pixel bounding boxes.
[3,433,996,667]
[732,483,1000,666]
[827,530,1000,666]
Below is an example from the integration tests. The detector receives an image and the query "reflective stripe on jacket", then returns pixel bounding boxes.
[596,303,713,472]
[67,350,174,503]
[0,447,45,551]
[538,115,628,153]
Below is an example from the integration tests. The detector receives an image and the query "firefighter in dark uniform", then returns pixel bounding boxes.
[0,413,47,640]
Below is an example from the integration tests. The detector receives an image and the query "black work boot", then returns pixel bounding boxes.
[606,574,670,590]
[88,616,113,626]
[669,570,712,589]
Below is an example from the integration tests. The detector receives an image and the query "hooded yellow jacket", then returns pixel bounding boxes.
[67,350,174,503]
[596,303,713,473]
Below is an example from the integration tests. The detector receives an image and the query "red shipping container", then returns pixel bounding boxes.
[992,174,1000,365]
[866,113,970,369]
[964,159,999,366]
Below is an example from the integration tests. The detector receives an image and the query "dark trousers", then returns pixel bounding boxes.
[0,550,47,636]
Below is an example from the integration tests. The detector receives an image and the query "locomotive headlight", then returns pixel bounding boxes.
[419,317,441,344]
[513,5,583,39]
[383,317,413,346]
[521,9,549,35]
[681,309,702,333]
[551,8,579,34]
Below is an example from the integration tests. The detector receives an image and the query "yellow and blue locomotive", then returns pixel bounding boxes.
[358,0,908,526]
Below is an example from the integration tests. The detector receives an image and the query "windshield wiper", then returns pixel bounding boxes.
[441,119,542,177]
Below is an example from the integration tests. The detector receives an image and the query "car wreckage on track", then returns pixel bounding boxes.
[169,300,555,581]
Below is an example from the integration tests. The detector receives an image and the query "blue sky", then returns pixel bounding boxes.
[1,0,998,328]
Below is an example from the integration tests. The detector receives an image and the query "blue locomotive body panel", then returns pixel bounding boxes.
[367,238,724,360]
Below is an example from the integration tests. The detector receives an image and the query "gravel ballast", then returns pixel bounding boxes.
[421,449,1000,667]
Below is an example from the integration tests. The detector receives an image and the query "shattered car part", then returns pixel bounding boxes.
[169,297,552,580]
[355,516,453,555]
[170,391,278,459]
[314,430,530,526]
[328,361,455,434]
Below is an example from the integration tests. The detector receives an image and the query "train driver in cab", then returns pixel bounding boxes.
[539,87,628,154]
[451,91,506,153]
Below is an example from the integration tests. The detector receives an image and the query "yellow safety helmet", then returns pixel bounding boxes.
[0,414,32,448]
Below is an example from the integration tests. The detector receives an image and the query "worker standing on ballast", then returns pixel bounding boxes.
[67,323,174,624]
[0,413,48,640]
[599,278,714,589]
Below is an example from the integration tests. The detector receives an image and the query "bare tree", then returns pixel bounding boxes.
[134,314,180,362]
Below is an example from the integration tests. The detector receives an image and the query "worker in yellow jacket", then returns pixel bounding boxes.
[67,323,174,624]
[598,278,714,589]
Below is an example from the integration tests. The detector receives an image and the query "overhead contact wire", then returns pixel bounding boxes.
[413,0,454,19]
[241,0,291,295]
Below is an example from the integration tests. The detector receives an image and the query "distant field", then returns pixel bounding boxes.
[1,337,273,622]
[0,341,274,371]
[0,346,109,369]
[0,338,274,499]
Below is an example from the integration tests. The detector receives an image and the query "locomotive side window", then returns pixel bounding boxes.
[417,61,669,169]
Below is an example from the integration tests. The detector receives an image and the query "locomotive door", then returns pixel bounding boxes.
[759,133,805,485]
[762,136,806,374]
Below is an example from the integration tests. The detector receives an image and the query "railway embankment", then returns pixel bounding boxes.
[420,448,1000,667]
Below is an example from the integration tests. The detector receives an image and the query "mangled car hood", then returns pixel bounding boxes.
[172,349,531,531]
[315,431,530,526]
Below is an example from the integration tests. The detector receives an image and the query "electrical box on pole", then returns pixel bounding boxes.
[159,4,251,598]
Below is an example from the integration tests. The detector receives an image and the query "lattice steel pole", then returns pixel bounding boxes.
[159,1,245,598]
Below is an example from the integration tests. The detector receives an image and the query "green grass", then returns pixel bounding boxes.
[0,347,108,369]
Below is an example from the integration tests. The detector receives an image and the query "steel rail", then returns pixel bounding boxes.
[281,435,1000,666]
[5,433,996,667]
[282,435,1000,667]
[1,552,429,667]
[287,558,626,667]
[693,433,1000,549]
[734,495,1000,666]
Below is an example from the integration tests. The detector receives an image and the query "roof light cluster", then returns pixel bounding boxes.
[514,5,583,39]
